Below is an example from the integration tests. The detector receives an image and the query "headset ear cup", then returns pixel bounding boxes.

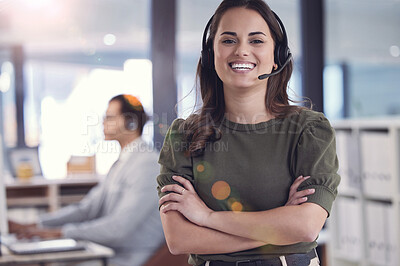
[126,119,138,131]
[274,45,291,69]
[208,48,214,69]
[201,49,208,68]
[274,45,281,67]
[201,46,214,69]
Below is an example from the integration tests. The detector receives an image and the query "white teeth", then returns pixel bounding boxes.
[230,63,255,70]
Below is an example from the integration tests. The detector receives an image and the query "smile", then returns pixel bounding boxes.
[229,62,256,71]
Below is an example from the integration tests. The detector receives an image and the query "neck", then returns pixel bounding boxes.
[118,133,140,149]
[224,85,274,124]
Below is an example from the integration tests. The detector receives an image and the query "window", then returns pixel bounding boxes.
[25,60,153,178]
[325,0,400,118]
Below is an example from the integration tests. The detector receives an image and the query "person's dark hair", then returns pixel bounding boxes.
[110,94,148,135]
[182,0,308,156]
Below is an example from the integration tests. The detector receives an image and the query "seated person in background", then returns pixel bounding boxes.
[9,94,165,266]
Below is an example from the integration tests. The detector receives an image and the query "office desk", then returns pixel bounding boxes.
[6,175,102,212]
[0,241,114,266]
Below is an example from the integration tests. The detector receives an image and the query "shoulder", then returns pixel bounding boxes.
[283,109,335,141]
[297,110,335,142]
[166,118,187,135]
[164,117,190,144]
[159,118,191,157]
[124,140,159,165]
[286,109,332,128]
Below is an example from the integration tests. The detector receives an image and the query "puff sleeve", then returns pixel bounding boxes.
[157,119,194,203]
[294,114,341,216]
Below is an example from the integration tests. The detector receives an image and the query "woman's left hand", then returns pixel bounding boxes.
[159,175,213,227]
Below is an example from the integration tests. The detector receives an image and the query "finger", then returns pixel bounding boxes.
[293,188,315,198]
[290,176,311,195]
[172,175,194,191]
[286,196,308,206]
[292,197,308,205]
[160,202,180,213]
[300,176,311,184]
[159,193,181,206]
[161,184,185,194]
[289,175,304,195]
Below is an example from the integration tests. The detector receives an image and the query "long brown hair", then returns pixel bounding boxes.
[183,0,307,156]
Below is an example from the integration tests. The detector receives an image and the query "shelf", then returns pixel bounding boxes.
[363,193,393,203]
[60,195,86,205]
[6,176,99,212]
[366,261,390,266]
[330,118,400,266]
[338,188,362,198]
[7,197,49,207]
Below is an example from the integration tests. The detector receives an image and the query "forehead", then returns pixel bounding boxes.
[217,7,272,36]
[106,100,122,115]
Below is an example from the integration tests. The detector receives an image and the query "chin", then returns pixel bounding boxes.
[223,74,259,87]
[229,79,259,89]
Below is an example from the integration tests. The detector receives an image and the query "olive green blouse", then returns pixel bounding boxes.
[157,109,340,266]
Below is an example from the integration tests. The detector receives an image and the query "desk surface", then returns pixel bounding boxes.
[0,241,114,265]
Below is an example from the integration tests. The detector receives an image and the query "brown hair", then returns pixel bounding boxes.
[183,0,307,156]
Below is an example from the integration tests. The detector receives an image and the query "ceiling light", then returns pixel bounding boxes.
[103,34,116,46]
[390,45,400,57]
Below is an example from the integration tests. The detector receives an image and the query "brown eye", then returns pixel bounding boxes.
[222,39,236,44]
[250,39,264,44]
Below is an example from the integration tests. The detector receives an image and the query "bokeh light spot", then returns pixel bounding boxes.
[231,201,243,212]
[197,164,205,172]
[103,34,116,46]
[211,181,231,200]
[194,161,213,183]
[390,45,400,57]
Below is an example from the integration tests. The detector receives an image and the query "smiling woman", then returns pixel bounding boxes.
[157,1,340,266]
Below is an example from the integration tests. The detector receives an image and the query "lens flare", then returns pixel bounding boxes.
[211,181,231,200]
[231,201,243,212]
[196,164,205,172]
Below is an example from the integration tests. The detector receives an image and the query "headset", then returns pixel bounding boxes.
[200,10,292,80]
[122,95,141,131]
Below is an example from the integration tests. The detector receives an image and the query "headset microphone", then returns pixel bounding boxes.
[257,53,292,80]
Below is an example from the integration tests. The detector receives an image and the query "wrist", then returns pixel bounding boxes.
[202,210,216,228]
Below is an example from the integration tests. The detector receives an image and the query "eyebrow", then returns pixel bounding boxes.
[220,31,266,36]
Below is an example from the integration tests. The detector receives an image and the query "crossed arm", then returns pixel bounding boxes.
[159,175,327,255]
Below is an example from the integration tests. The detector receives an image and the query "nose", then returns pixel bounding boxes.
[234,41,249,57]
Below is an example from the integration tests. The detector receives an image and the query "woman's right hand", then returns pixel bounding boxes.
[285,175,315,206]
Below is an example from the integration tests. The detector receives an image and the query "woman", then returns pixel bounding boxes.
[157,0,340,265]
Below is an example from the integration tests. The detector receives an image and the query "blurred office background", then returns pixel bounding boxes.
[0,0,399,178]
[0,1,399,265]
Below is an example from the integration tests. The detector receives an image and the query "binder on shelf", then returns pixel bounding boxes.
[331,120,400,266]
[335,198,348,254]
[333,197,362,260]
[360,132,393,197]
[385,204,398,266]
[335,130,361,193]
[366,201,387,264]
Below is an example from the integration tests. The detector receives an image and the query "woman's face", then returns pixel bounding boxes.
[213,7,276,90]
